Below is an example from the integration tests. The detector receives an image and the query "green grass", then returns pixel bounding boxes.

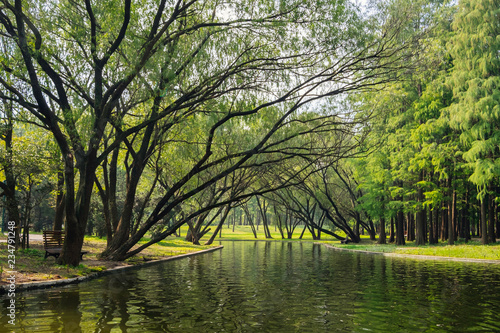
[0,234,219,283]
[323,239,500,260]
[193,224,341,242]
[189,225,500,260]
[0,247,107,281]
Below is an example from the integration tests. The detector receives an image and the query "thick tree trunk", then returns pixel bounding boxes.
[53,169,65,231]
[58,152,96,266]
[1,105,21,248]
[395,210,405,246]
[368,219,376,241]
[378,217,386,244]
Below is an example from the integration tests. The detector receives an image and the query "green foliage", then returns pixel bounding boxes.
[447,0,500,198]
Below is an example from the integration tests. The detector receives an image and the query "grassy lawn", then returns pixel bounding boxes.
[322,239,500,260]
[0,233,217,284]
[197,225,500,260]
[196,224,341,241]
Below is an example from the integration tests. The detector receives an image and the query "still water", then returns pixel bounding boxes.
[2,241,500,332]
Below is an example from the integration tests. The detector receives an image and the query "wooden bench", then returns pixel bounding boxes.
[43,230,88,260]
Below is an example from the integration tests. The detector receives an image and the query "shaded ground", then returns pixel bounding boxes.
[0,235,213,285]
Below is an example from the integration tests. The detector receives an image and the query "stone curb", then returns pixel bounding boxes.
[319,243,500,264]
[0,245,223,295]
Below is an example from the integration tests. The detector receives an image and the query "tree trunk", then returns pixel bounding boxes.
[481,197,489,245]
[496,203,500,239]
[58,151,96,266]
[429,208,436,244]
[441,201,447,241]
[389,217,395,243]
[407,213,415,242]
[396,210,405,246]
[1,103,21,249]
[53,168,65,231]
[488,190,496,243]
[205,206,230,245]
[415,172,425,246]
[448,187,456,245]
[378,217,386,244]
[243,205,257,238]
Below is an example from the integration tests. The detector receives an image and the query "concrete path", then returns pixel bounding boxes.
[1,233,43,242]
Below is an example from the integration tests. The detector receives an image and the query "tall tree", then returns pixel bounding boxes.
[1,0,423,264]
[447,0,500,244]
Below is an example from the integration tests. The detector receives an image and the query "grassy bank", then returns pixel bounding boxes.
[322,239,500,260]
[0,235,214,284]
[200,225,500,260]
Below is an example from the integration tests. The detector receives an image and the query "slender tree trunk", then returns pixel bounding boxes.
[481,197,489,245]
[205,206,230,245]
[488,189,496,243]
[243,205,257,238]
[448,186,456,245]
[441,201,447,241]
[496,203,500,239]
[415,172,426,245]
[429,208,436,244]
[408,213,415,242]
[389,217,395,243]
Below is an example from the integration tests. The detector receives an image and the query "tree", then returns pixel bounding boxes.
[447,0,500,244]
[0,97,21,248]
[1,0,422,264]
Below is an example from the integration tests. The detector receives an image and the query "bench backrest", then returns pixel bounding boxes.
[43,230,65,249]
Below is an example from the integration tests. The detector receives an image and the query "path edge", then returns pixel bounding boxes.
[0,245,223,295]
[318,243,500,264]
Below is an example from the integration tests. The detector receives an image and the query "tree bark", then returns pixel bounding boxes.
[396,210,405,246]
[448,186,456,245]
[488,189,496,243]
[53,169,65,231]
[1,100,21,248]
[481,196,489,245]
[378,217,386,244]
[415,171,425,245]
[205,206,231,245]
[389,217,395,243]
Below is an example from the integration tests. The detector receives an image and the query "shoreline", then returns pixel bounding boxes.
[0,245,223,295]
[3,239,500,296]
[319,243,500,264]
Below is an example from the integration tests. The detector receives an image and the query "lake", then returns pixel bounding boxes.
[2,241,500,332]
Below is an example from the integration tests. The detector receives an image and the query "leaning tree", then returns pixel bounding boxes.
[1,0,421,264]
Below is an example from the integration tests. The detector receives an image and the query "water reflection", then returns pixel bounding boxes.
[1,241,500,332]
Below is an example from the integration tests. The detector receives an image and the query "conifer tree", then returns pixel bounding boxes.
[447,0,500,244]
